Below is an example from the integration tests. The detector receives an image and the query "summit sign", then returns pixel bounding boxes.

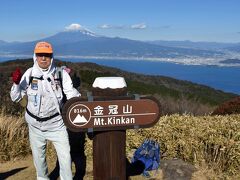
[92,104,136,126]
[62,96,161,132]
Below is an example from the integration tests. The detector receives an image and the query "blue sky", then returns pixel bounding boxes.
[1,0,240,43]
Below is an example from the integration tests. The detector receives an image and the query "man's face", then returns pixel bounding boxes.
[36,53,52,69]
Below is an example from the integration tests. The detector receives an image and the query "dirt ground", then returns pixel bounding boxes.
[0,155,211,180]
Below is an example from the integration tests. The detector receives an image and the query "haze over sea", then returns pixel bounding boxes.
[1,57,240,95]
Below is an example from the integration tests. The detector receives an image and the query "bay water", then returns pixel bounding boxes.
[1,57,240,95]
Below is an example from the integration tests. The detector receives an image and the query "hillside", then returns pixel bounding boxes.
[0,59,237,115]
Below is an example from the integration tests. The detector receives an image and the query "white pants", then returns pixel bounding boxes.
[28,125,72,180]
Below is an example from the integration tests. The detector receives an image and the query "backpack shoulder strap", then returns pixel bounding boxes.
[28,68,33,86]
[56,66,63,90]
[56,66,67,103]
[28,68,43,85]
[29,76,33,86]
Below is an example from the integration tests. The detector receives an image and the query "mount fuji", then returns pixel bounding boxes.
[0,27,224,59]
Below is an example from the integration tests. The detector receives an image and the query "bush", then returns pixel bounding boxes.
[127,114,240,177]
[1,113,240,178]
[212,97,240,115]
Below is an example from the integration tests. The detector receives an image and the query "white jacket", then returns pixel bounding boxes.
[10,55,80,131]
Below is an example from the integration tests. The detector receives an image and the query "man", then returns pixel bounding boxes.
[10,41,80,180]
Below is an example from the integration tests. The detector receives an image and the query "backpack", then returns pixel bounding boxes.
[19,66,70,107]
[131,139,160,177]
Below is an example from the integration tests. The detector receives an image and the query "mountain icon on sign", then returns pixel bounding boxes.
[73,114,88,124]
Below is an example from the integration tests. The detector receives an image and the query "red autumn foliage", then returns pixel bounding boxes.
[212,97,240,115]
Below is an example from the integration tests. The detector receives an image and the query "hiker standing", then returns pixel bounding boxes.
[10,41,80,180]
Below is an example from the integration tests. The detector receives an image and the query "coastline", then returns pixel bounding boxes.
[1,54,240,67]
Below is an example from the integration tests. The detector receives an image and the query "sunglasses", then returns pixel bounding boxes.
[36,53,52,58]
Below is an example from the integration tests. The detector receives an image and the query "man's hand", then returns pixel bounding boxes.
[11,68,22,84]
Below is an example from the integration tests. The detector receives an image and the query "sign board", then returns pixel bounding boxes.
[62,96,161,132]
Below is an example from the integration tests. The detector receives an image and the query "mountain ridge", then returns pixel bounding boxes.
[0,29,225,59]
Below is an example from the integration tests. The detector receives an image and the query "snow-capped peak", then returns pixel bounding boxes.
[65,23,97,37]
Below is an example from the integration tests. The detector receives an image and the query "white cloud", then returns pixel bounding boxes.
[65,23,83,31]
[99,24,112,29]
[99,24,125,29]
[131,23,147,29]
[99,23,147,30]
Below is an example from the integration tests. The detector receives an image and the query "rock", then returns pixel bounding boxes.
[161,159,196,180]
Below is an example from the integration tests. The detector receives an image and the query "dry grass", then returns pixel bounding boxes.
[1,113,240,179]
[0,112,30,161]
[127,114,240,178]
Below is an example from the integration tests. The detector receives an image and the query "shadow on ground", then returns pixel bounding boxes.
[0,167,28,179]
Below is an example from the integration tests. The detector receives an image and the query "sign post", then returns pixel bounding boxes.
[62,77,161,180]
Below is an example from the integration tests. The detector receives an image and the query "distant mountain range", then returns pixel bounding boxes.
[147,40,239,50]
[2,28,240,60]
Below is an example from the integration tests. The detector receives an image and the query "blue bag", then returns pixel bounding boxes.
[131,139,160,177]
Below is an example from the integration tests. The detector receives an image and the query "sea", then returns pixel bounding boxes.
[1,57,240,95]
